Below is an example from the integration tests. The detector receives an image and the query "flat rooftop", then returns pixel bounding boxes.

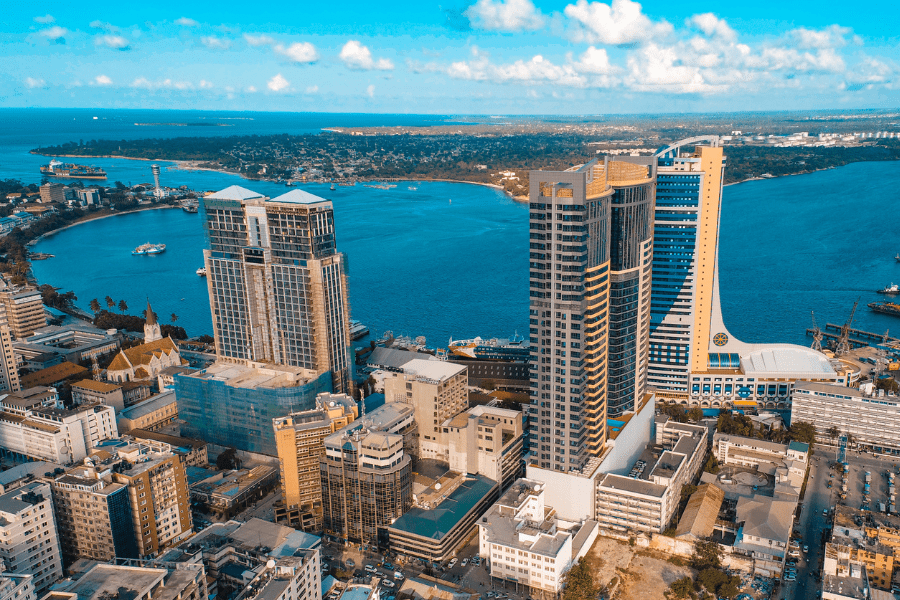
[119,390,176,420]
[741,346,836,377]
[55,564,167,599]
[185,361,318,389]
[403,359,466,382]
[390,474,497,540]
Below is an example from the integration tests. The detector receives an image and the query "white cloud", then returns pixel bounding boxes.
[199,80,213,89]
[25,77,46,88]
[790,25,852,49]
[201,36,231,50]
[842,56,897,90]
[275,42,319,63]
[131,77,194,90]
[305,85,319,93]
[572,46,616,74]
[625,43,724,93]
[447,49,587,86]
[688,13,735,41]
[339,41,394,70]
[175,17,199,27]
[464,0,545,31]
[38,26,67,41]
[89,20,119,32]
[564,0,672,45]
[246,86,257,93]
[366,84,375,98]
[94,75,113,85]
[267,73,290,92]
[34,15,54,24]
[95,35,130,50]
[244,34,275,47]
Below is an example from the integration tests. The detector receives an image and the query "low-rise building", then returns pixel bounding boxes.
[0,482,63,594]
[714,433,809,494]
[14,324,120,368]
[127,429,208,467]
[107,337,184,384]
[70,380,124,413]
[19,363,87,389]
[396,575,478,600]
[0,402,117,464]
[732,495,795,575]
[822,543,873,600]
[478,479,598,597]
[116,390,178,432]
[45,561,208,600]
[187,465,279,519]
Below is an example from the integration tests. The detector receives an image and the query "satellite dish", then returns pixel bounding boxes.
[266,559,276,569]
[435,482,442,490]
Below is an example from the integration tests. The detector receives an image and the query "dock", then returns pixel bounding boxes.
[805,324,900,349]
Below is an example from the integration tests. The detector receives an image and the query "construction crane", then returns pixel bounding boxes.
[834,298,860,357]
[811,311,823,352]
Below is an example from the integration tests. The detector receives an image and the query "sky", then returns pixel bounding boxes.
[2,0,899,114]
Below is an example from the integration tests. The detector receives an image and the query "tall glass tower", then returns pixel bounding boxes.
[201,185,353,394]
[528,158,655,472]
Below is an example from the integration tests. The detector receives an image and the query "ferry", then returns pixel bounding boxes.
[869,301,900,317]
[349,320,369,341]
[196,267,207,277]
[448,333,531,361]
[878,283,900,295]
[40,160,107,180]
[132,243,166,255]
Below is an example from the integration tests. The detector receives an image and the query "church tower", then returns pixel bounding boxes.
[144,299,162,343]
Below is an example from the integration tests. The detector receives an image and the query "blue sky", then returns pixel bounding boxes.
[2,0,899,113]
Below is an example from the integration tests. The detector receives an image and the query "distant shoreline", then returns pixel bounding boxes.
[27,204,178,246]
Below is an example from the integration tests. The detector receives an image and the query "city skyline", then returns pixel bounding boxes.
[2,0,898,114]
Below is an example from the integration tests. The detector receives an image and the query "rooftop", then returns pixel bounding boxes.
[269,189,330,205]
[118,390,177,420]
[185,360,318,389]
[390,474,497,540]
[402,359,466,382]
[741,347,836,377]
[0,482,47,517]
[71,379,121,394]
[20,361,87,388]
[366,346,435,370]
[206,185,266,201]
[736,494,796,543]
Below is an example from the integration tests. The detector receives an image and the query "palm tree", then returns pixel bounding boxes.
[89,298,101,313]
[118,299,128,313]
[105,296,115,310]
[827,426,840,442]
[170,313,178,323]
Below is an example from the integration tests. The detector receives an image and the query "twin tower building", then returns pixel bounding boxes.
[180,138,726,470]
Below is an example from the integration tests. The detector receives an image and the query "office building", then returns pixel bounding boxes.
[792,381,900,453]
[0,483,63,594]
[0,402,117,464]
[273,392,358,531]
[829,506,897,591]
[527,157,655,473]
[176,361,332,455]
[0,284,45,340]
[478,479,598,597]
[70,379,124,412]
[383,359,468,459]
[116,390,179,432]
[187,465,279,520]
[201,185,353,394]
[38,183,65,205]
[45,562,208,600]
[74,188,100,207]
[444,405,523,489]
[0,574,33,600]
[14,323,120,370]
[0,308,18,394]
[127,429,209,467]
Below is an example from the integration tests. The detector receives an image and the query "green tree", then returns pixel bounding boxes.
[170,313,178,323]
[667,576,696,599]
[562,559,598,600]
[703,453,720,475]
[827,426,840,441]
[105,296,115,309]
[690,540,722,571]
[216,448,242,470]
[790,421,817,448]
[687,407,704,422]
[89,298,101,313]
[695,568,739,598]
[118,299,128,313]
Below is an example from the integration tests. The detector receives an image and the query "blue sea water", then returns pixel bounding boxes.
[4,109,900,348]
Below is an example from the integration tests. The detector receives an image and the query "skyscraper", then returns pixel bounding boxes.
[528,157,655,472]
[201,185,353,393]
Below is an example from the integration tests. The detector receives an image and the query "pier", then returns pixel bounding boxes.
[806,324,900,349]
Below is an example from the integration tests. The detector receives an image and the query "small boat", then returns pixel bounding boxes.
[132,243,166,255]
[408,186,418,191]
[895,253,900,262]
[349,320,369,341]
[330,184,336,191]
[879,283,900,295]
[196,267,207,277]
[182,204,198,213]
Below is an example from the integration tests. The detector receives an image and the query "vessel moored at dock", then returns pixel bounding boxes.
[132,243,166,255]
[40,160,107,180]
[868,301,900,317]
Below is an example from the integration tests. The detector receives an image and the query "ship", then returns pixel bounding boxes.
[132,243,166,255]
[879,283,900,295]
[868,301,900,317]
[40,160,107,180]
[448,333,531,361]
[349,320,369,341]
[196,267,207,276]
[182,203,198,213]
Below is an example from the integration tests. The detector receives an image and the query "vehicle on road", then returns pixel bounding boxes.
[462,558,468,566]
[394,572,404,580]
[365,565,376,573]
[448,558,458,568]
[382,580,395,588]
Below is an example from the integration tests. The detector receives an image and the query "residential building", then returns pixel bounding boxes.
[273,392,358,531]
[14,324,120,369]
[38,183,65,204]
[127,429,208,467]
[176,361,333,455]
[0,387,56,413]
[70,380,124,412]
[233,552,321,600]
[201,185,353,394]
[0,574,34,600]
[0,309,18,394]
[477,479,598,597]
[830,506,895,590]
[74,188,100,206]
[116,390,178,432]
[595,419,706,533]
[0,483,63,594]
[0,462,64,494]
[0,402,117,464]
[383,359,468,459]
[822,543,873,600]
[397,575,479,600]
[732,495,795,575]
[187,465,279,519]
[0,285,45,340]
[45,561,208,600]
[443,405,523,489]
[792,381,900,454]
[527,157,656,473]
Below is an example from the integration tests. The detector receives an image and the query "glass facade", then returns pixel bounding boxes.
[107,486,139,560]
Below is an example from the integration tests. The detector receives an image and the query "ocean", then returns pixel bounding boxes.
[4,109,900,349]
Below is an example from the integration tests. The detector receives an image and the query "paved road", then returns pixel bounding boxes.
[787,451,837,600]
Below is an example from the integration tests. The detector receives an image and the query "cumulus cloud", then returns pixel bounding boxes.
[842,56,897,91]
[38,26,68,41]
[199,80,213,89]
[564,0,672,46]
[572,46,616,74]
[305,85,319,93]
[174,17,199,27]
[275,42,319,63]
[790,24,853,49]
[95,35,130,50]
[89,20,119,32]
[94,75,113,85]
[25,77,46,88]
[131,77,206,90]
[244,34,275,47]
[267,73,289,92]
[339,41,393,70]
[366,84,375,98]
[464,0,545,31]
[34,15,54,24]
[246,86,257,93]
[201,36,231,50]
[688,13,735,41]
[447,49,587,86]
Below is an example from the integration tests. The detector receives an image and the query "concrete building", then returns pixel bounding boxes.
[14,324,120,371]
[0,285,45,340]
[0,461,64,494]
[106,337,184,384]
[70,380,124,413]
[595,419,707,534]
[732,495,795,575]
[273,392,358,531]
[822,543,873,600]
[45,561,208,600]
[74,188,100,207]
[477,479,598,597]
[187,465,279,519]
[127,429,209,468]
[38,183,65,205]
[830,506,896,591]
[383,359,468,460]
[233,552,322,600]
[202,185,353,394]
[714,433,809,493]
[116,390,178,432]
[176,361,333,455]
[0,309,19,394]
[0,402,117,464]
[0,483,63,594]
[443,405,523,489]
[0,387,57,413]
[18,363,86,390]
[0,574,34,600]
[527,157,656,473]
[792,381,900,454]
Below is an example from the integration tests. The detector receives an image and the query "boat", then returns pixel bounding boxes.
[869,301,900,317]
[40,160,107,180]
[132,243,166,255]
[349,320,369,341]
[879,283,900,295]
[182,204,198,213]
[364,184,393,190]
[196,267,207,277]
[896,253,900,262]
[330,184,336,191]
[408,186,418,191]
[448,333,531,361]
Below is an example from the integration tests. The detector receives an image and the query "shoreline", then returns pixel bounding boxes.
[27,204,179,246]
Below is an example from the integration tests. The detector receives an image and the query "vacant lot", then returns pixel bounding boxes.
[583,536,694,599]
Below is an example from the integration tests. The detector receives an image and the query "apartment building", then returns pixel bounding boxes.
[46,561,208,600]
[383,359,468,460]
[0,402,117,464]
[0,574,34,600]
[0,483,63,594]
[70,380,125,413]
[233,552,322,600]
[0,286,45,340]
[478,479,598,596]
[0,308,18,394]
[273,392,357,531]
[443,405,523,489]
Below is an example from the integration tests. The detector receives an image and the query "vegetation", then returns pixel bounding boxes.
[215,448,242,470]
[703,453,720,475]
[666,576,696,599]
[690,540,722,571]
[562,559,599,600]
[876,377,900,393]
[93,309,187,339]
[695,568,740,599]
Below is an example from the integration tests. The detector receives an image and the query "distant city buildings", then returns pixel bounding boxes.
[0,401,117,464]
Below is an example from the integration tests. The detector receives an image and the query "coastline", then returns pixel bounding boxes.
[27,204,178,246]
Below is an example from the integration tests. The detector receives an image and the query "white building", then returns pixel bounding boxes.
[714,433,809,493]
[478,479,598,597]
[792,381,900,454]
[443,405,523,489]
[0,402,117,464]
[0,482,63,594]
[233,551,321,600]
[0,574,33,600]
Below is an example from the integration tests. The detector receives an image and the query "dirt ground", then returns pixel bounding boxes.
[583,535,695,599]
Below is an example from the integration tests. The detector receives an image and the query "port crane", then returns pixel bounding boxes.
[833,298,860,357]
[810,311,823,352]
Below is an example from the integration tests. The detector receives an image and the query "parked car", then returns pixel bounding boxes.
[365,565,377,573]
[448,558,458,568]
[462,559,468,566]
